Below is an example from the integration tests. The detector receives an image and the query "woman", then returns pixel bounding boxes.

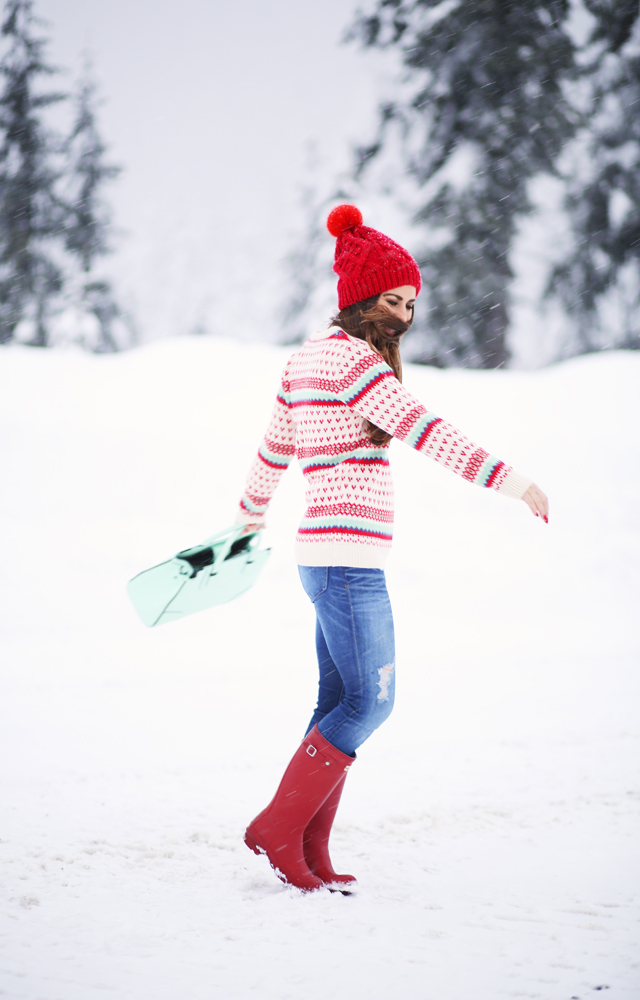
[236,204,548,892]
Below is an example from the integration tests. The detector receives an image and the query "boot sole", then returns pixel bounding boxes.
[324,879,358,896]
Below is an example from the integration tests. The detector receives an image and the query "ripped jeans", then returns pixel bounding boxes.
[298,565,396,757]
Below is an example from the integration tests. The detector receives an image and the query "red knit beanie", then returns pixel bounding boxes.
[327,204,422,309]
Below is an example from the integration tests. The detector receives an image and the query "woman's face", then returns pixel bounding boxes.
[378,285,417,333]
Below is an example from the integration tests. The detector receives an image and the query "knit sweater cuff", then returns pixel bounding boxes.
[497,469,533,499]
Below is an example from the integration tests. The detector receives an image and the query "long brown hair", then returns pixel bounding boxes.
[330,293,413,445]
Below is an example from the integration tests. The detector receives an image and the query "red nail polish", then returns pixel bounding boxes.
[543,515,548,524]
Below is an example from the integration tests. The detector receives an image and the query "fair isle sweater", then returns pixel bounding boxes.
[236,328,532,569]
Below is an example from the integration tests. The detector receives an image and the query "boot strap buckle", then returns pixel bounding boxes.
[306,744,317,757]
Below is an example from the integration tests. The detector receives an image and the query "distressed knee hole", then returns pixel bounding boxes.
[377,663,394,702]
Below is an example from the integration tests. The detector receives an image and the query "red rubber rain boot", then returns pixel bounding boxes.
[244,725,353,892]
[303,770,357,888]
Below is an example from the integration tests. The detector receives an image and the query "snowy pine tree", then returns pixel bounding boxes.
[347,0,577,368]
[62,62,125,352]
[64,65,120,273]
[0,2,126,352]
[0,0,66,346]
[548,0,640,353]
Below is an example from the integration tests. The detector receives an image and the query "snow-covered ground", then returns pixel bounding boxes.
[1,339,639,1000]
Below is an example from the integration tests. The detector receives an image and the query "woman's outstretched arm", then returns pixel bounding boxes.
[338,339,548,521]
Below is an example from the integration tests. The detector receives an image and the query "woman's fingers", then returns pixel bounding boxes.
[239,522,264,536]
[522,484,549,523]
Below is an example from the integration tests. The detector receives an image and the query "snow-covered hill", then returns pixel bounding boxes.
[1,340,639,1000]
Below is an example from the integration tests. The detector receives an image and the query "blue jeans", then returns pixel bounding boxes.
[298,566,396,757]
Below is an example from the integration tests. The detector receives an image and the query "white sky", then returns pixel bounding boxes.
[36,0,392,341]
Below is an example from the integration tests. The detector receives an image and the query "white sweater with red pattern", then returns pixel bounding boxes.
[236,328,532,568]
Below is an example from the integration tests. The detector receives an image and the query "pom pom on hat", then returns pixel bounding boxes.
[327,204,363,237]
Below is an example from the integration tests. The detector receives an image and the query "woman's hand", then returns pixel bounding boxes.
[522,484,549,523]
[239,522,264,536]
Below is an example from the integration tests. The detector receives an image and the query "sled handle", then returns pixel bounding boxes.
[182,525,259,575]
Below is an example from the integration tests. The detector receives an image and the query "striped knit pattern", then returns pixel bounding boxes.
[237,329,532,568]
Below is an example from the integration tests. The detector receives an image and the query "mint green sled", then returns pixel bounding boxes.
[127,525,270,627]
